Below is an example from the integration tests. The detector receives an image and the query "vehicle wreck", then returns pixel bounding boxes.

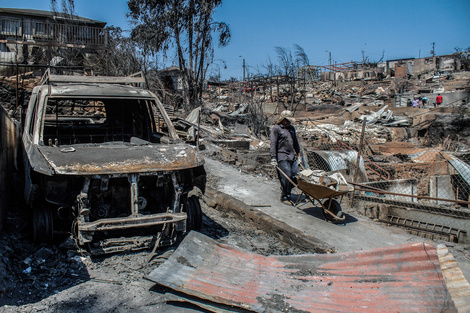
[20,73,206,255]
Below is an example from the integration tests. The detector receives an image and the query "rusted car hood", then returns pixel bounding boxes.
[38,143,204,175]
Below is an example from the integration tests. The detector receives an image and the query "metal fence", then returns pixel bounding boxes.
[298,119,470,243]
[0,18,107,46]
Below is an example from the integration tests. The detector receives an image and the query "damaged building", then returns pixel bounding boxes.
[0,7,108,76]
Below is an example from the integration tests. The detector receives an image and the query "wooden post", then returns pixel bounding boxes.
[350,117,367,206]
[353,117,367,183]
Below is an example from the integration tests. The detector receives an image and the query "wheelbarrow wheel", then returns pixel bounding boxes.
[322,199,343,223]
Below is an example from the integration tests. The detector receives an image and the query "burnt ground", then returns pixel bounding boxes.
[0,177,309,312]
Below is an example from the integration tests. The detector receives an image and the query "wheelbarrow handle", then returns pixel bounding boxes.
[275,165,299,189]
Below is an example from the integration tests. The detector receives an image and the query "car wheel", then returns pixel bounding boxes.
[33,203,54,243]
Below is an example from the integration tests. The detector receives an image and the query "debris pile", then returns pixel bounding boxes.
[298,169,353,192]
[0,223,88,305]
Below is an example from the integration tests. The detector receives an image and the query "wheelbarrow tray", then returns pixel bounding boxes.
[297,177,351,200]
[275,166,351,222]
[296,176,352,222]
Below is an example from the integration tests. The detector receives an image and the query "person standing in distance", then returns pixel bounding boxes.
[435,93,443,108]
[270,110,301,204]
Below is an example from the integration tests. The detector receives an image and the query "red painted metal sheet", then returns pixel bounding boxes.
[146,232,459,312]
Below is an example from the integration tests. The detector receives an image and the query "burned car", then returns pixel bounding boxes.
[20,73,206,254]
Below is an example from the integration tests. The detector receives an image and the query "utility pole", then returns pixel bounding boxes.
[334,61,336,86]
[329,51,332,81]
[431,42,435,57]
[362,49,365,80]
[217,65,220,106]
[243,58,246,82]
[303,68,306,107]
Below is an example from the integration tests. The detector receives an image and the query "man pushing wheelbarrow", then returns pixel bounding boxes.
[270,110,350,223]
[270,110,301,205]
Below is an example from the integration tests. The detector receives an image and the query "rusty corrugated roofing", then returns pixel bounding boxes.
[146,231,468,312]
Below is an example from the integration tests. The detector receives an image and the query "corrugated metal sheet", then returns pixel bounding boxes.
[446,154,470,187]
[146,231,467,312]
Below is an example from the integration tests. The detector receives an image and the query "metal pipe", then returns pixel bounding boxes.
[352,184,470,205]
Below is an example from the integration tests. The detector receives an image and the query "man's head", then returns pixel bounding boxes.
[277,110,295,125]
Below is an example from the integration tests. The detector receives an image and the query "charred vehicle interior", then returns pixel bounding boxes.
[21,73,206,254]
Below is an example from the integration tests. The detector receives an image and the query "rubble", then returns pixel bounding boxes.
[1,51,470,311]
[298,169,352,192]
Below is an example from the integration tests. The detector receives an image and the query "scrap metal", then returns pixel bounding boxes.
[146,231,468,312]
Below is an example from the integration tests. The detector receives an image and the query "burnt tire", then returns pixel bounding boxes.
[183,196,203,232]
[321,199,342,223]
[32,204,54,243]
[190,196,202,230]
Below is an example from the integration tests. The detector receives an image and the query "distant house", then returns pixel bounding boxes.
[383,55,462,78]
[385,58,415,78]
[158,66,186,91]
[437,54,457,73]
[0,8,107,75]
[298,65,321,82]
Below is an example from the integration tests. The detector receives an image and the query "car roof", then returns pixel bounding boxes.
[37,83,154,98]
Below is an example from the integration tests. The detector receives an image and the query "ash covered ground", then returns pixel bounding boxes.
[0,186,309,312]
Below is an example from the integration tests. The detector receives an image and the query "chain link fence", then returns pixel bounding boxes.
[298,118,470,243]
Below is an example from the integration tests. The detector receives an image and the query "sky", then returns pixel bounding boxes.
[2,0,470,80]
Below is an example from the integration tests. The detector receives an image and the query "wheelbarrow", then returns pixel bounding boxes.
[276,166,349,223]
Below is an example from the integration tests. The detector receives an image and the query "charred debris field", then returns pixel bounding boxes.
[0,175,310,309]
[1,72,470,311]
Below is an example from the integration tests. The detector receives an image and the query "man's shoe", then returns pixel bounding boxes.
[281,196,293,205]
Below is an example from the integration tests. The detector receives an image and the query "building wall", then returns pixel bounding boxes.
[395,63,407,78]
[0,10,107,76]
[413,57,436,76]
[438,56,456,72]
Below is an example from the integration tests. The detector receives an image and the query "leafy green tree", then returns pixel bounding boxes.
[127,0,231,109]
